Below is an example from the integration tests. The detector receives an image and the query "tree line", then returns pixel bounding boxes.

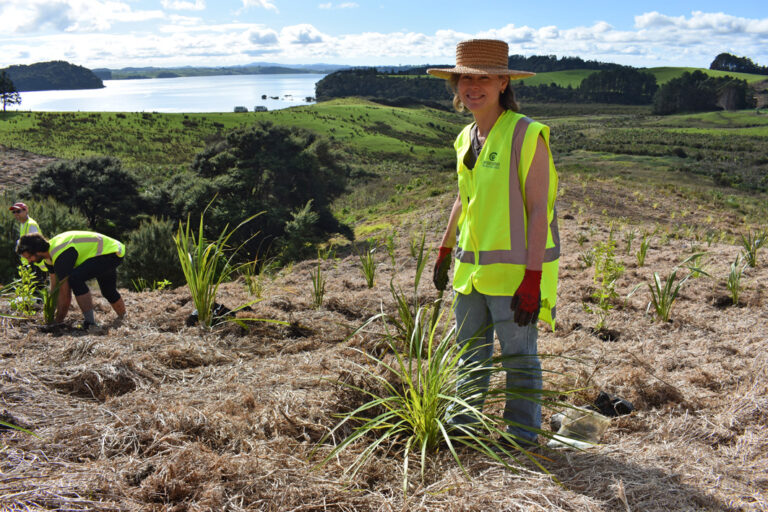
[316,63,755,113]
[710,53,768,76]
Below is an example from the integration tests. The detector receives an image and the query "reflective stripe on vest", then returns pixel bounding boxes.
[452,110,560,329]
[20,218,41,238]
[49,231,125,268]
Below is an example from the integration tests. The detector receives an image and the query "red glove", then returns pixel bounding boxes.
[433,246,452,291]
[510,269,542,326]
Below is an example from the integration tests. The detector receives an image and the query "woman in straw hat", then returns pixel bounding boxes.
[430,39,560,447]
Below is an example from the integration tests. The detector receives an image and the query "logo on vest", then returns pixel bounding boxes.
[481,152,500,169]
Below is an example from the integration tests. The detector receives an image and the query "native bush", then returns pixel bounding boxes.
[171,121,353,263]
[121,217,186,289]
[27,156,145,236]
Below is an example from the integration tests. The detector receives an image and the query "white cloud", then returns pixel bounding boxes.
[248,28,279,45]
[161,0,205,11]
[318,2,357,8]
[2,10,768,70]
[1,0,164,33]
[241,0,278,13]
[282,24,324,45]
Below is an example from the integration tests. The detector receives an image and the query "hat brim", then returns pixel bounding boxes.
[427,65,535,80]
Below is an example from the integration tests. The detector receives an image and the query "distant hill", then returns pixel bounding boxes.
[2,61,103,92]
[95,63,348,80]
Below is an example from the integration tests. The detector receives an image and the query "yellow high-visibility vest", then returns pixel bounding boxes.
[20,217,41,238]
[49,231,125,268]
[452,110,560,329]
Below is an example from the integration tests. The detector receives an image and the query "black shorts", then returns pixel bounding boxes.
[66,253,123,303]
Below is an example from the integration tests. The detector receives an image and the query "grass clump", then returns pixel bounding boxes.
[174,205,260,328]
[739,229,765,268]
[314,305,551,495]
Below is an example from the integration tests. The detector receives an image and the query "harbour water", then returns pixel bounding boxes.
[13,73,325,113]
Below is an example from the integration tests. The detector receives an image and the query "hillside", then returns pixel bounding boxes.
[2,61,104,92]
[0,154,766,510]
[0,102,767,510]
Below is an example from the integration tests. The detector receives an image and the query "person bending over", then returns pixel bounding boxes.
[16,231,127,329]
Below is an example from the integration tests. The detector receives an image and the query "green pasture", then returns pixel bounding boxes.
[517,67,767,89]
[0,100,463,173]
[647,67,768,85]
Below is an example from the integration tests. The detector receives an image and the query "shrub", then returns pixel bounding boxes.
[121,217,186,288]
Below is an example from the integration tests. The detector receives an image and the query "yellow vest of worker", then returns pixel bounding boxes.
[20,217,41,238]
[452,110,560,329]
[49,231,125,268]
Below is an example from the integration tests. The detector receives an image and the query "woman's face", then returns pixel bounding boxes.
[457,74,509,114]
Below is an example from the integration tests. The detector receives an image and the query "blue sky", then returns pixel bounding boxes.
[1,0,767,69]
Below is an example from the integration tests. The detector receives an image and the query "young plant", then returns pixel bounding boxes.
[174,206,261,328]
[584,241,624,330]
[647,269,691,322]
[411,231,428,294]
[727,255,746,306]
[623,229,636,255]
[314,306,554,495]
[131,277,172,292]
[309,262,326,309]
[385,228,397,268]
[636,234,651,267]
[579,249,595,268]
[357,240,378,289]
[9,265,37,317]
[739,230,766,268]
[40,282,61,325]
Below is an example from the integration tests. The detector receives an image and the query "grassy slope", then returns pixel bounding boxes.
[520,67,767,87]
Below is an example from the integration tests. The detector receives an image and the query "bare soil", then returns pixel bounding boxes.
[0,145,58,191]
[1,152,766,511]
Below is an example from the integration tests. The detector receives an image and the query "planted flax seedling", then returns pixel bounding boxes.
[646,269,691,322]
[313,305,559,495]
[40,282,61,326]
[412,231,428,294]
[584,241,624,331]
[636,234,651,267]
[579,249,595,268]
[174,205,267,329]
[727,255,746,306]
[310,262,325,309]
[357,240,378,289]
[623,229,636,255]
[739,230,766,268]
[385,229,397,268]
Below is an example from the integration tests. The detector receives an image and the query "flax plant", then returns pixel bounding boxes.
[310,262,326,309]
[357,240,378,288]
[314,305,554,495]
[40,282,61,325]
[636,234,651,267]
[385,229,398,268]
[646,269,691,322]
[174,207,262,328]
[739,230,766,268]
[727,255,746,306]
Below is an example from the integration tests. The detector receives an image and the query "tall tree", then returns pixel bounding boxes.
[0,71,21,112]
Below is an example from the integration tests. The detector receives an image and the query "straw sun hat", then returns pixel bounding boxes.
[427,39,535,80]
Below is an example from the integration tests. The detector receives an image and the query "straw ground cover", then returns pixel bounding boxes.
[1,160,766,510]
